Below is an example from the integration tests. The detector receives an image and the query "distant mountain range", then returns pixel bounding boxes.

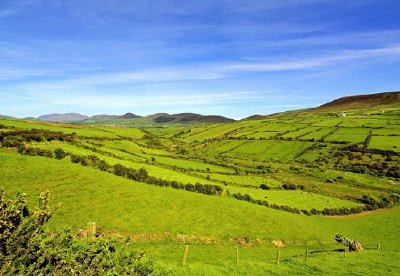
[89,113,142,120]
[35,112,234,124]
[19,91,400,124]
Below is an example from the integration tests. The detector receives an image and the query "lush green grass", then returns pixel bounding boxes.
[0,118,120,138]
[301,127,335,140]
[196,172,282,188]
[29,141,218,185]
[151,155,234,173]
[326,127,369,144]
[2,107,400,274]
[369,136,400,152]
[224,140,312,161]
[1,149,398,242]
[1,149,400,274]
[96,126,144,138]
[226,187,362,209]
[311,118,343,127]
[281,127,318,139]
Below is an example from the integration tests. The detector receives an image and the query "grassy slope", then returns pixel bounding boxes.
[2,105,400,274]
[1,150,399,243]
[1,150,400,274]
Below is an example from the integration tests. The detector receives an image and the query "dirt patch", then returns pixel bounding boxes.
[176,234,217,244]
[232,236,252,247]
[271,240,285,248]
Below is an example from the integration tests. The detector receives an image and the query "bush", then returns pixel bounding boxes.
[0,188,159,275]
[54,148,67,160]
[260,184,270,190]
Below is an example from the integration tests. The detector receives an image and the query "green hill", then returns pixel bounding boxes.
[317,91,400,111]
[1,95,400,274]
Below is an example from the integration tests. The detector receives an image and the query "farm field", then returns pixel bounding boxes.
[1,105,400,274]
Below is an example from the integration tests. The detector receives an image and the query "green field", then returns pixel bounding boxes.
[1,106,400,274]
[369,136,400,152]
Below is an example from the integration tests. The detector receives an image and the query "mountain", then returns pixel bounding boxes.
[152,113,235,124]
[243,91,400,120]
[90,113,142,120]
[317,91,400,111]
[0,115,14,119]
[120,112,142,119]
[37,113,89,122]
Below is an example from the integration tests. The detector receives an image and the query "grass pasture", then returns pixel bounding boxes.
[369,135,400,152]
[1,149,400,274]
[1,106,400,275]
[326,127,369,144]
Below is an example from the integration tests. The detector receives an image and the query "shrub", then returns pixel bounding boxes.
[54,148,67,160]
[0,188,158,274]
[260,184,270,190]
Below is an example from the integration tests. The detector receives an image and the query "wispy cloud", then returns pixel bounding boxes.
[3,45,399,87]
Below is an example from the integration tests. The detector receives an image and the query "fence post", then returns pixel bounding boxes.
[343,248,347,257]
[182,245,189,266]
[377,243,381,251]
[306,248,309,261]
[86,222,96,239]
[236,245,239,265]
[276,250,281,265]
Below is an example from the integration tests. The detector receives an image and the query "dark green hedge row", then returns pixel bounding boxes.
[231,192,400,216]
[0,129,75,146]
[17,145,224,197]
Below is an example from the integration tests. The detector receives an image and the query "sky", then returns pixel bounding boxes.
[1,0,400,119]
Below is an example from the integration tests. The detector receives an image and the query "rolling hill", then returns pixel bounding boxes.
[90,112,142,120]
[317,91,400,111]
[82,112,235,125]
[1,91,400,274]
[37,113,89,122]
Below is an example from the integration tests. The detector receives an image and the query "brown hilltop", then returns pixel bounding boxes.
[317,91,400,110]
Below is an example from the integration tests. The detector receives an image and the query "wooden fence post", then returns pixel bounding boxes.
[343,248,347,257]
[86,222,96,239]
[377,243,381,251]
[276,250,281,265]
[182,245,189,266]
[236,246,239,265]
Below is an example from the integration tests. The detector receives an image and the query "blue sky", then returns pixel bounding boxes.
[1,0,400,119]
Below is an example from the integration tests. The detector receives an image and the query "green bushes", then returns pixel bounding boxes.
[260,184,270,190]
[0,188,158,275]
[54,148,67,159]
[18,145,53,158]
[282,183,305,190]
[0,128,75,144]
[230,191,399,216]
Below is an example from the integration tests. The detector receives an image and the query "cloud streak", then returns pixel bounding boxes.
[3,45,399,88]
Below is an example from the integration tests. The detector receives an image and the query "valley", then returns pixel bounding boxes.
[1,93,399,274]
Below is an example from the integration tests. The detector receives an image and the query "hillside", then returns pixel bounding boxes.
[1,100,400,274]
[153,113,235,123]
[317,91,400,111]
[37,113,89,122]
[91,112,142,119]
[82,112,235,126]
[242,91,400,120]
